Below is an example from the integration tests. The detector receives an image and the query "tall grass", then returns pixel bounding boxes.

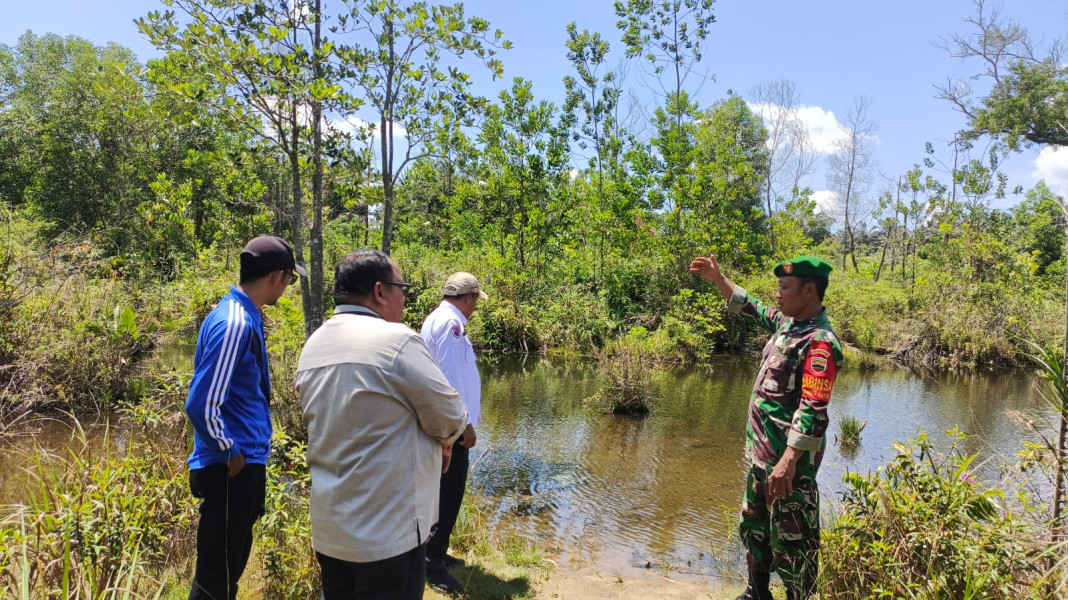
[0,417,195,599]
[821,431,1063,598]
[838,414,866,446]
[585,329,664,415]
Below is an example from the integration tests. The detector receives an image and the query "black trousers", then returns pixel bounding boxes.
[426,437,470,561]
[188,462,267,600]
[317,544,426,600]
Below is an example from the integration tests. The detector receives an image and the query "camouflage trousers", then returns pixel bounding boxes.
[738,459,820,596]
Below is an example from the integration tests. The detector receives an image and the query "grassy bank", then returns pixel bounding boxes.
[0,410,552,600]
[3,414,1066,599]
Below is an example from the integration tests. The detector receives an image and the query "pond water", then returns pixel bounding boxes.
[467,355,1055,581]
[0,352,1056,585]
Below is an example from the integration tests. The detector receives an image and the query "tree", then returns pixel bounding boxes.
[826,96,877,272]
[561,23,621,257]
[683,94,770,269]
[614,0,715,134]
[749,78,818,250]
[140,0,347,335]
[615,0,715,245]
[478,77,569,275]
[337,0,508,256]
[1011,181,1065,276]
[938,0,1067,149]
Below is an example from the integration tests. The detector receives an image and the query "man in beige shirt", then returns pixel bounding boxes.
[296,249,467,600]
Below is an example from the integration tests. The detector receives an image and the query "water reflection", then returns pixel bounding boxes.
[470,356,1054,580]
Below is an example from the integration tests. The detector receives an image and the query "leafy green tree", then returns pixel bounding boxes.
[615,0,714,246]
[140,0,348,334]
[939,0,1067,149]
[0,34,142,237]
[336,0,508,256]
[770,192,832,261]
[683,94,769,269]
[1011,181,1065,276]
[478,78,569,275]
[561,21,621,251]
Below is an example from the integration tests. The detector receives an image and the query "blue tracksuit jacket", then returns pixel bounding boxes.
[185,286,272,469]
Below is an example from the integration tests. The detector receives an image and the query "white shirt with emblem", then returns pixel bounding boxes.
[420,301,481,426]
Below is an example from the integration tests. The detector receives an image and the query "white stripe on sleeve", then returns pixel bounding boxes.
[203,300,246,451]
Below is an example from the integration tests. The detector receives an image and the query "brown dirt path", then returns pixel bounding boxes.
[536,566,737,600]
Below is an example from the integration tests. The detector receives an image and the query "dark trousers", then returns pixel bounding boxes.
[426,438,470,561]
[188,462,267,600]
[317,544,426,600]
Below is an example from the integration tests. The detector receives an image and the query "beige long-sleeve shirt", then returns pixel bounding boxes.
[296,304,467,563]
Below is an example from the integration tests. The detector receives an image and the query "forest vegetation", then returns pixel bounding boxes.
[1,0,1068,597]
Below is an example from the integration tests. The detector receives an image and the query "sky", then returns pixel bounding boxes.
[3,0,1067,212]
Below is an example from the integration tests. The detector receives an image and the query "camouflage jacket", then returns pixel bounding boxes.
[727,286,843,469]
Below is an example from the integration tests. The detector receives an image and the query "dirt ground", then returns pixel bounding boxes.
[535,565,737,600]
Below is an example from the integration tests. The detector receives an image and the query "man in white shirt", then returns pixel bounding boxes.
[296,249,467,600]
[419,272,487,593]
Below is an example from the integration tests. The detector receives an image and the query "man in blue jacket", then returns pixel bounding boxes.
[185,235,305,600]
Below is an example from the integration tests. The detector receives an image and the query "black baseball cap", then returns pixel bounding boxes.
[240,236,308,277]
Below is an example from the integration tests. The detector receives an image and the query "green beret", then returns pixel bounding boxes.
[773,256,833,278]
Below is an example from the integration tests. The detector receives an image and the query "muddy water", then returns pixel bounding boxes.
[0,353,1054,583]
[468,356,1053,580]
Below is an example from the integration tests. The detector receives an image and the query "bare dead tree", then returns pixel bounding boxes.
[749,79,819,252]
[826,96,877,272]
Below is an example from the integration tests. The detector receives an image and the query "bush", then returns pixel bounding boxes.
[584,328,666,415]
[0,420,195,599]
[821,431,1056,599]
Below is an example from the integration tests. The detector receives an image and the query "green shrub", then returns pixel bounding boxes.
[821,431,1054,599]
[0,421,195,599]
[585,329,666,415]
[258,428,319,600]
[838,414,866,447]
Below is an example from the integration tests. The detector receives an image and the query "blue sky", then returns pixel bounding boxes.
[4,0,1067,213]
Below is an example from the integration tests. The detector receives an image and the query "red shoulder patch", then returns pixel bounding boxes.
[801,340,836,403]
[450,324,462,338]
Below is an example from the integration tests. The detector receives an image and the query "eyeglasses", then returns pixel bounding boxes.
[382,281,412,297]
[286,271,299,286]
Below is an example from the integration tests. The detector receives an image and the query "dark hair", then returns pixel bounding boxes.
[799,276,828,302]
[239,265,275,284]
[334,249,394,303]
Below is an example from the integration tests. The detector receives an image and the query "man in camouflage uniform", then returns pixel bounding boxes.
[690,254,843,600]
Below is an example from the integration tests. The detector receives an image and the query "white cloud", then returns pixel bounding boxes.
[330,115,409,141]
[748,102,883,155]
[329,115,374,138]
[749,102,848,155]
[810,189,838,214]
[1034,146,1068,199]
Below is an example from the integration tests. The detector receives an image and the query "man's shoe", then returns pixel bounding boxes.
[426,558,464,594]
[443,554,466,568]
[734,570,773,600]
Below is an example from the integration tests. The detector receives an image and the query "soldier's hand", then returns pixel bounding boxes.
[768,447,803,502]
[689,254,723,283]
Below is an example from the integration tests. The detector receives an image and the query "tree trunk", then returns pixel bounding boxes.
[874,223,889,283]
[307,0,325,336]
[288,105,313,335]
[380,14,396,256]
